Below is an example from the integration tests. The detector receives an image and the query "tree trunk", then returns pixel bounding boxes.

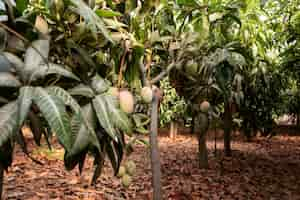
[297,113,300,127]
[224,102,232,156]
[150,91,162,200]
[198,113,209,169]
[0,165,3,200]
[169,121,178,139]
[190,116,195,134]
[214,126,217,157]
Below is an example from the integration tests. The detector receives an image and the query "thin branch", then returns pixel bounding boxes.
[150,62,176,84]
[117,48,128,88]
[138,58,149,87]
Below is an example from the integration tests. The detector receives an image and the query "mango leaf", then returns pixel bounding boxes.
[95,9,122,18]
[0,101,18,147]
[0,141,14,170]
[33,87,72,151]
[92,95,118,141]
[104,95,132,134]
[0,54,12,72]
[46,87,100,153]
[18,86,35,127]
[70,104,99,156]
[68,84,95,98]
[70,0,113,43]
[91,75,109,94]
[29,63,80,82]
[24,39,50,76]
[3,52,24,76]
[46,86,81,112]
[106,140,122,175]
[0,72,21,87]
[28,111,43,146]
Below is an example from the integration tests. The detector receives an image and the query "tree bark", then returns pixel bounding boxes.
[0,165,3,200]
[190,116,195,134]
[224,101,232,156]
[170,121,178,139]
[198,113,209,169]
[214,126,217,157]
[150,90,162,200]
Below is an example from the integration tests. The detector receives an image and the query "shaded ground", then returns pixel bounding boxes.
[3,129,300,200]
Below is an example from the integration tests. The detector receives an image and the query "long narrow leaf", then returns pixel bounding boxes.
[0,101,18,147]
[92,95,118,141]
[18,86,35,127]
[33,87,72,151]
[70,0,113,43]
[46,86,81,112]
[104,95,132,134]
[29,63,80,82]
[68,84,95,98]
[24,39,50,75]
[70,104,99,155]
[0,72,21,87]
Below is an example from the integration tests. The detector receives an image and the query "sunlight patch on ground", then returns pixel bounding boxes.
[32,146,64,161]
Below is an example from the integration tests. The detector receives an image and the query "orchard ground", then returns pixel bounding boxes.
[3,126,300,200]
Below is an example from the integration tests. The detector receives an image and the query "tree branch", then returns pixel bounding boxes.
[138,58,149,87]
[150,62,176,84]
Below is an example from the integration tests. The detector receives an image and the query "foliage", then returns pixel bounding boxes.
[159,77,186,127]
[0,0,142,188]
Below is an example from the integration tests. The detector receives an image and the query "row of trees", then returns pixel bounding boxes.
[0,0,299,199]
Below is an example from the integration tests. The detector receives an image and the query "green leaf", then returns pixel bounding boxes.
[46,86,81,113]
[16,0,29,13]
[104,95,132,134]
[0,101,18,147]
[70,104,99,155]
[18,86,35,127]
[28,111,43,146]
[3,52,24,76]
[0,141,14,170]
[24,39,50,76]
[68,84,95,98]
[70,0,114,43]
[29,63,80,82]
[0,54,12,72]
[66,39,97,70]
[95,9,122,18]
[33,87,72,151]
[46,87,101,153]
[92,95,118,141]
[91,75,109,94]
[0,72,21,88]
[106,140,122,175]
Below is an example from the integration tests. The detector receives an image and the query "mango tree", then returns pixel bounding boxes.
[0,0,144,198]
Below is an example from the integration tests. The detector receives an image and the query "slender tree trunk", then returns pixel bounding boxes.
[214,126,217,157]
[198,113,209,169]
[170,121,178,139]
[0,165,3,200]
[190,116,195,134]
[297,113,300,127]
[150,91,162,200]
[224,102,232,156]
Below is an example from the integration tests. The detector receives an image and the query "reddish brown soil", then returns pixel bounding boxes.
[3,129,300,200]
